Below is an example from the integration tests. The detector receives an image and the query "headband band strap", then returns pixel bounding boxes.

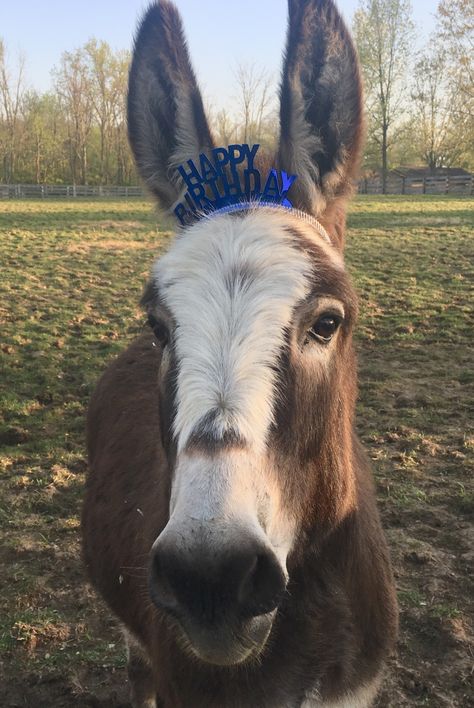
[207,201,332,246]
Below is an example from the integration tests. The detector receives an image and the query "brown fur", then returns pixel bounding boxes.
[82,1,398,706]
[83,330,398,706]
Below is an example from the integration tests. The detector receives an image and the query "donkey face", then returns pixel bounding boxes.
[128,0,363,666]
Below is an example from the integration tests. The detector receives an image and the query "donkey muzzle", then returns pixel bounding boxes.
[149,523,286,664]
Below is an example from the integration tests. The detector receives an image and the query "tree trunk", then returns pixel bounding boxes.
[382,122,388,195]
[36,135,41,184]
[81,143,88,184]
[100,122,105,183]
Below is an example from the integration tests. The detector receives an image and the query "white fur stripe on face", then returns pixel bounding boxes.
[154,209,322,452]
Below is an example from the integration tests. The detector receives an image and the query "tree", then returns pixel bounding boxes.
[234,63,276,152]
[84,39,113,183]
[213,108,237,146]
[437,0,473,112]
[436,0,474,167]
[353,0,414,190]
[54,48,93,183]
[85,39,131,183]
[21,91,68,183]
[0,39,26,182]
[52,42,134,186]
[411,48,461,169]
[108,49,134,184]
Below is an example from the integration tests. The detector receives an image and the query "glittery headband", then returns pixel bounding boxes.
[173,143,331,245]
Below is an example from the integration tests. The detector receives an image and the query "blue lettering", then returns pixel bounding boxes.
[177,159,203,189]
[206,179,221,201]
[184,192,198,212]
[228,144,246,170]
[174,146,299,223]
[199,154,219,182]
[174,203,190,225]
[187,182,213,211]
[211,147,229,175]
[244,144,260,171]
[262,169,281,201]
[221,168,244,201]
[280,171,297,199]
[244,169,261,199]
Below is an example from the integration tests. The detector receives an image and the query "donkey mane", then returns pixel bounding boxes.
[82,2,398,706]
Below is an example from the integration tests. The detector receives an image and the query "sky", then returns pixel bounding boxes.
[1,0,439,112]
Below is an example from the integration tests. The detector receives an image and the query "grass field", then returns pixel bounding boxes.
[0,195,472,707]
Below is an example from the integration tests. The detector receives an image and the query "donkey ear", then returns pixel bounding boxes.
[128,0,214,210]
[278,0,364,218]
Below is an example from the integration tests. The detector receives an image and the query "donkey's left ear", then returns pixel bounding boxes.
[278,0,364,220]
[128,0,214,211]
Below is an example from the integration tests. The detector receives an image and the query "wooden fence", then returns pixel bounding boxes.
[358,174,473,195]
[0,175,472,199]
[0,184,144,199]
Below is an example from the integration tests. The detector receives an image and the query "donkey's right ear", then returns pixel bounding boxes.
[128,0,214,211]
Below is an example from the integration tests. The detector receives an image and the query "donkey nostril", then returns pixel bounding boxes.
[150,540,286,621]
[150,547,179,611]
[237,551,286,618]
[237,555,259,605]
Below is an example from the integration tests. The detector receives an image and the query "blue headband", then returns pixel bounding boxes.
[173,143,332,246]
[173,144,297,225]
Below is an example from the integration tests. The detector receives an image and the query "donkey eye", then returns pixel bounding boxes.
[307,314,342,344]
[147,314,169,346]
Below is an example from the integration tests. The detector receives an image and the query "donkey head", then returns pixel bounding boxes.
[128,0,363,666]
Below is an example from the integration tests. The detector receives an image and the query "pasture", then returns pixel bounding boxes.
[0,195,472,707]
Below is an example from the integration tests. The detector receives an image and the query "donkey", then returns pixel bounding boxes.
[82,1,398,706]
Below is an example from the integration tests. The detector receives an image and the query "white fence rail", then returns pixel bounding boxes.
[0,175,472,199]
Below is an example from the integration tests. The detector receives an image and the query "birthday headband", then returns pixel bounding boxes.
[173,143,331,246]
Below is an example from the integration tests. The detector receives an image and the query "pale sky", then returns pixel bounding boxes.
[1,0,439,112]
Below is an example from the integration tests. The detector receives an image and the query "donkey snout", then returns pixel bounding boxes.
[150,536,286,622]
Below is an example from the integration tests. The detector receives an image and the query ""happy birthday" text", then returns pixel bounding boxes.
[174,144,298,225]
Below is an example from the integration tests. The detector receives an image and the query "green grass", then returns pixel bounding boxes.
[0,200,169,682]
[346,196,473,508]
[0,195,473,705]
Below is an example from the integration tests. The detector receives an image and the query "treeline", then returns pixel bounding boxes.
[354,0,473,188]
[0,0,472,187]
[0,39,135,185]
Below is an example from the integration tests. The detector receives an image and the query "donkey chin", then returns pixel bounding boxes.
[162,606,277,667]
